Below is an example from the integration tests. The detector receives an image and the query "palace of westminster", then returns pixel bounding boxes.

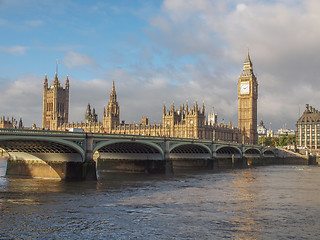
[1,51,258,145]
[40,50,258,145]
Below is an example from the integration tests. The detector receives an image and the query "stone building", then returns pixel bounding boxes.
[0,116,23,129]
[296,104,320,150]
[46,79,241,141]
[42,73,69,130]
[43,51,259,144]
[238,49,258,144]
[257,119,267,137]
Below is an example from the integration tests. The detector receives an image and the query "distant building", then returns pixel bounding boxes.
[208,110,218,126]
[266,129,274,137]
[296,104,320,150]
[257,119,267,137]
[0,116,23,129]
[277,128,295,136]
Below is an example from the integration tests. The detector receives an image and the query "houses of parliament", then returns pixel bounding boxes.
[42,51,258,144]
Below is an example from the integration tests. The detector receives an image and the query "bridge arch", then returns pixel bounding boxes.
[216,146,241,154]
[0,135,87,179]
[170,143,211,154]
[215,146,242,158]
[263,149,275,157]
[93,139,164,160]
[244,148,261,155]
[0,136,85,160]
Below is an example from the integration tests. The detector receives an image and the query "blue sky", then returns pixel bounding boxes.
[1,0,320,131]
[0,1,161,79]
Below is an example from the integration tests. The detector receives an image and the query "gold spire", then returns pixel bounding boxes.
[112,80,115,92]
[243,47,253,69]
[110,80,117,102]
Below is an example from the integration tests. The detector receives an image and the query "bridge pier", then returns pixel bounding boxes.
[83,134,97,180]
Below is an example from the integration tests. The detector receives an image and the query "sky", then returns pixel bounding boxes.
[1,0,320,131]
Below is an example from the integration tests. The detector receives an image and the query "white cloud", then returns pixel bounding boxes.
[0,74,43,127]
[2,0,320,131]
[63,51,98,69]
[236,3,247,12]
[0,46,28,55]
[146,0,320,130]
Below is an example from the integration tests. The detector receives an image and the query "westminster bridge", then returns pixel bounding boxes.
[0,128,279,180]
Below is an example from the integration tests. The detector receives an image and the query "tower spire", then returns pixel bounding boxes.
[54,72,59,87]
[65,75,69,89]
[243,47,253,69]
[110,80,117,102]
[44,74,48,89]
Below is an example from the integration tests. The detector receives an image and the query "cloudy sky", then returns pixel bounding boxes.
[1,0,319,131]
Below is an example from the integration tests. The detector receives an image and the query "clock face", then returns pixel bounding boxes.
[240,82,249,94]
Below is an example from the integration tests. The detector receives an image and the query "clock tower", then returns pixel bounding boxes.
[238,49,258,144]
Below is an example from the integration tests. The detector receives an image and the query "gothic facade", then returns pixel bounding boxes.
[238,49,258,144]
[42,51,258,144]
[42,73,69,130]
[0,116,23,129]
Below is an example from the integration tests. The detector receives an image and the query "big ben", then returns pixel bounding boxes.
[238,49,258,144]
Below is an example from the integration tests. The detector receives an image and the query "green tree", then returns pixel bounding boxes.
[279,136,288,146]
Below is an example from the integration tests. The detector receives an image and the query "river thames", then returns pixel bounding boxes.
[0,159,320,239]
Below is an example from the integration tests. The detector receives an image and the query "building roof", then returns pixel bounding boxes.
[297,104,320,124]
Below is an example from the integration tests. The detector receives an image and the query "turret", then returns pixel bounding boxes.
[42,72,69,129]
[65,75,69,89]
[44,74,48,89]
[53,72,59,87]
[86,103,91,115]
[103,80,120,131]
[18,118,23,129]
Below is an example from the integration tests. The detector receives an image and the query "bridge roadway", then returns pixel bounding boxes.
[0,128,276,180]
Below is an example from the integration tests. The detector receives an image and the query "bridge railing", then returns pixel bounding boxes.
[0,128,86,137]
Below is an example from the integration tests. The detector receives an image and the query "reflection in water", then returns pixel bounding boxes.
[229,170,261,239]
[1,159,320,239]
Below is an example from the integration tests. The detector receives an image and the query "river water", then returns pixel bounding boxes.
[0,159,320,240]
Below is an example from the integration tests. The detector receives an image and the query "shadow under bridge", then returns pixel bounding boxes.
[215,146,241,159]
[169,143,211,159]
[93,140,164,160]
